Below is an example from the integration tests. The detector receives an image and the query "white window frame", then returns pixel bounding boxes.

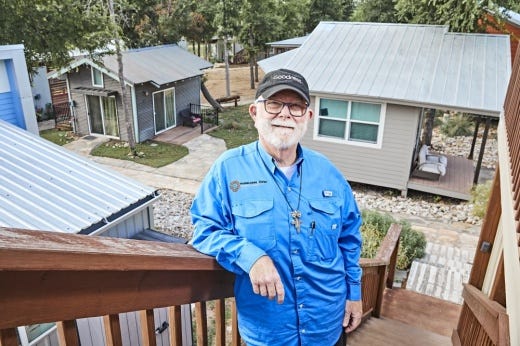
[91,67,103,87]
[152,87,177,134]
[313,96,386,149]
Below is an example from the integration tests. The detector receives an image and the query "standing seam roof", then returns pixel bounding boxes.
[0,120,157,233]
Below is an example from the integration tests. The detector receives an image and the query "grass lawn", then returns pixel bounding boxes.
[91,140,189,168]
[209,105,258,148]
[39,129,78,145]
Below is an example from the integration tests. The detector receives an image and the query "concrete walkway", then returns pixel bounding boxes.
[63,134,227,195]
[63,133,480,305]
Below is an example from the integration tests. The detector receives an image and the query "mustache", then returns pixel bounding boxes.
[270,120,296,128]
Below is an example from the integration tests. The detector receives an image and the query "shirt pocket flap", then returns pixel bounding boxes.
[232,199,274,218]
[309,199,340,215]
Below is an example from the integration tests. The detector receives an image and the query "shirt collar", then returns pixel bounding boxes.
[256,141,304,174]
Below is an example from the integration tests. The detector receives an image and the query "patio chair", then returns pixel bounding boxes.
[412,144,448,180]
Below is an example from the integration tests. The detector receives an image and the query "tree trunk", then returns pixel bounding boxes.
[224,36,230,97]
[109,0,136,154]
[249,54,255,89]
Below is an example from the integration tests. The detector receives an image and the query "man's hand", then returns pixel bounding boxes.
[343,300,362,333]
[249,256,285,304]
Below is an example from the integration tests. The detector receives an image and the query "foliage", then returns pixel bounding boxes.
[304,0,353,33]
[350,0,397,23]
[361,210,426,270]
[471,179,492,219]
[209,105,258,149]
[440,114,474,137]
[39,129,77,145]
[0,0,112,74]
[91,140,188,168]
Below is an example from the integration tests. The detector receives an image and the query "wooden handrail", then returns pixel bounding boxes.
[0,223,402,345]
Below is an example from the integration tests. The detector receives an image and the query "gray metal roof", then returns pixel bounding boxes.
[258,22,512,116]
[49,44,212,86]
[267,35,309,47]
[0,120,157,234]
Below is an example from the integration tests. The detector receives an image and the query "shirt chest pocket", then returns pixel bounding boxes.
[231,199,276,250]
[307,198,342,262]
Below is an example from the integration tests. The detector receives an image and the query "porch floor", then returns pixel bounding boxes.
[407,155,474,200]
[153,125,203,145]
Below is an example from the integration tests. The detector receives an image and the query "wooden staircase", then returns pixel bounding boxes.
[348,288,461,345]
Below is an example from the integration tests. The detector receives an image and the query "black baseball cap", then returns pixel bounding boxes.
[256,68,310,104]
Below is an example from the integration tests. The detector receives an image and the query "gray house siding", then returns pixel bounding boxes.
[136,76,201,142]
[68,65,130,141]
[101,209,151,238]
[303,97,420,192]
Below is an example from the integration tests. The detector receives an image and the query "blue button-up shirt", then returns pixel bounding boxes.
[190,141,362,346]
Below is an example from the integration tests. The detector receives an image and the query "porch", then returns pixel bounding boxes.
[407,155,475,200]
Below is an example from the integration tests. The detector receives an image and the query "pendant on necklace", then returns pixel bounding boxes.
[290,210,302,233]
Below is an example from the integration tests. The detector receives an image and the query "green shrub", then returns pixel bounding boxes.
[361,210,426,270]
[471,180,493,218]
[440,114,474,137]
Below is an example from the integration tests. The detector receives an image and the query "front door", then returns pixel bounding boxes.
[86,95,119,137]
[153,87,176,134]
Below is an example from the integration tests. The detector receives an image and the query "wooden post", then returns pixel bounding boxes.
[139,310,156,346]
[468,117,480,160]
[473,117,491,184]
[104,314,123,346]
[231,299,241,346]
[57,320,79,346]
[215,299,226,346]
[168,306,183,346]
[0,328,19,346]
[195,302,208,346]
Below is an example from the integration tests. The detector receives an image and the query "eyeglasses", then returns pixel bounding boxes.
[257,99,308,117]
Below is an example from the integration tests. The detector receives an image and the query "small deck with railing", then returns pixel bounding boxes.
[407,155,475,200]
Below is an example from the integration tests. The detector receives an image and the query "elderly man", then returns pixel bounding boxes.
[190,68,363,346]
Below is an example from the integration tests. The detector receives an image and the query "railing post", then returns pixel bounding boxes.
[373,265,387,318]
[56,320,79,346]
[103,314,123,346]
[139,309,156,346]
[195,302,208,346]
[386,237,400,288]
[0,328,19,346]
[215,299,226,346]
[168,306,183,346]
[231,299,241,346]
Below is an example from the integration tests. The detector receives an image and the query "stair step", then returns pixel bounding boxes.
[348,317,451,346]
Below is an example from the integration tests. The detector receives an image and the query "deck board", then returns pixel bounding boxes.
[348,288,460,345]
[408,155,474,200]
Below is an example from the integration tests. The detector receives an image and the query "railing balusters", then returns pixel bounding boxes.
[215,299,226,346]
[103,314,123,346]
[0,328,19,346]
[231,300,241,346]
[195,302,208,346]
[139,309,156,346]
[167,306,182,346]
[56,320,80,346]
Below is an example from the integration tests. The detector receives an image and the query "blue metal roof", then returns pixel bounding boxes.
[259,22,512,116]
[0,120,157,233]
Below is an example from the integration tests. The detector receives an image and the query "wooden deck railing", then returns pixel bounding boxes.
[0,224,401,346]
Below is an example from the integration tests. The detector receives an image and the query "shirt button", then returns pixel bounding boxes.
[296,276,302,281]
[301,329,306,334]
[299,304,304,309]
[292,249,299,254]
[287,187,292,192]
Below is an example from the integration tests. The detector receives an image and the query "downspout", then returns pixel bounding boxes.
[130,84,139,143]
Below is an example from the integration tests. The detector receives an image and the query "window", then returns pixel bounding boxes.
[92,68,103,87]
[86,95,119,137]
[153,88,176,133]
[316,98,384,148]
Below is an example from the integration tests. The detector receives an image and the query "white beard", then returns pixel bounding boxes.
[256,116,308,150]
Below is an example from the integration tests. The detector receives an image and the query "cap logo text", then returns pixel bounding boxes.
[273,74,302,84]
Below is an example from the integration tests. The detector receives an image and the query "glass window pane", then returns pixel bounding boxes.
[154,92,165,132]
[87,95,103,134]
[102,97,119,137]
[351,102,380,122]
[26,323,55,342]
[319,99,348,119]
[349,122,378,143]
[319,119,345,138]
[92,69,103,86]
[164,89,176,128]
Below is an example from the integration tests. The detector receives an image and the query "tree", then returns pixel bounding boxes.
[350,0,397,23]
[0,0,112,74]
[304,0,353,33]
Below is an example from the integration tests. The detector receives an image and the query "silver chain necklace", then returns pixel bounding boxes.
[257,143,303,233]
